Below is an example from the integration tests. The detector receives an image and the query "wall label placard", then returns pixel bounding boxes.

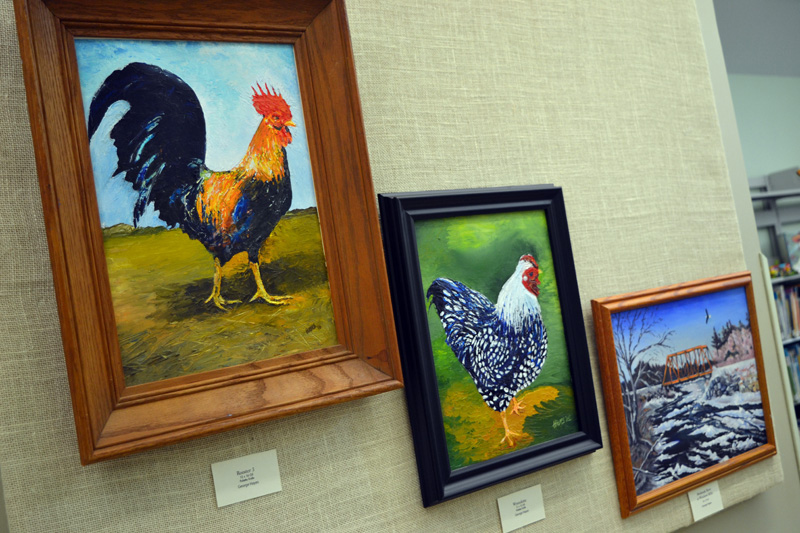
[497,485,545,533]
[211,450,282,507]
[688,481,724,521]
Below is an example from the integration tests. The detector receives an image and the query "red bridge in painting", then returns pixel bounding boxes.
[662,345,713,386]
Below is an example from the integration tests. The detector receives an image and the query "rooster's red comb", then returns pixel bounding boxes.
[251,83,292,120]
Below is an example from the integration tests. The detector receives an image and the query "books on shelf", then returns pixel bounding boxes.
[785,344,800,404]
[774,284,800,340]
[776,283,800,409]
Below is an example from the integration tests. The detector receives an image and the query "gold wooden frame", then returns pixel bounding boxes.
[592,272,776,517]
[13,0,402,464]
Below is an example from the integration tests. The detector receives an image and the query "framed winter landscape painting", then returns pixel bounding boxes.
[14,0,402,464]
[592,273,776,518]
[379,186,602,506]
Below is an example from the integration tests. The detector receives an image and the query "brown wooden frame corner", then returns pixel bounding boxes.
[591,272,776,518]
[13,0,402,464]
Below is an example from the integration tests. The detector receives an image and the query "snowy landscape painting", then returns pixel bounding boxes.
[593,273,776,517]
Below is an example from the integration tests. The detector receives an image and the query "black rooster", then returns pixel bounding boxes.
[88,62,295,310]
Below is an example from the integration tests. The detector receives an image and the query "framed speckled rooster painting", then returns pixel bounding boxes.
[14,0,403,464]
[379,186,602,506]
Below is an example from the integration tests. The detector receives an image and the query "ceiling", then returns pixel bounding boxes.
[714,0,800,76]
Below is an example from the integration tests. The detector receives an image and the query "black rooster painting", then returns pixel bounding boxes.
[88,62,295,310]
[427,255,548,446]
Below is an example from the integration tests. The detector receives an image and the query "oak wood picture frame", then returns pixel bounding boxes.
[379,186,602,506]
[592,273,776,518]
[13,0,402,464]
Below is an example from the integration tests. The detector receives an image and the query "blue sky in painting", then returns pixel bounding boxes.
[615,287,750,364]
[74,39,317,227]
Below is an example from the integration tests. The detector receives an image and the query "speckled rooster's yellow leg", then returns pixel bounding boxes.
[249,262,291,305]
[510,397,525,416]
[205,258,241,310]
[499,410,522,447]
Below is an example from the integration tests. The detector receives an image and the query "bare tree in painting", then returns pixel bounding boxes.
[612,308,674,446]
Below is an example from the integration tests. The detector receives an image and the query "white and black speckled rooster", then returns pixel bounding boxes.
[427,255,548,447]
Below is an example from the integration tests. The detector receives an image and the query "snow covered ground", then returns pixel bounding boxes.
[631,359,767,494]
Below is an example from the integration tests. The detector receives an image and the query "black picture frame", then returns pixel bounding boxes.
[379,185,602,506]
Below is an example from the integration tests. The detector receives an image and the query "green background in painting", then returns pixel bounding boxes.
[414,209,578,470]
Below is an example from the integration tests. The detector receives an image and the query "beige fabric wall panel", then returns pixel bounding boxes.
[0,0,782,531]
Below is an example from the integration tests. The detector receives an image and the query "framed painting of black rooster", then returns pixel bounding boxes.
[379,186,602,506]
[75,40,339,386]
[14,0,402,464]
[592,274,776,518]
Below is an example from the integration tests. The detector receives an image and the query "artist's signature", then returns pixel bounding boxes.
[552,415,573,429]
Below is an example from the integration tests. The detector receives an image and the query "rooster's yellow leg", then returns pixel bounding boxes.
[249,262,291,305]
[499,410,522,447]
[205,258,241,310]
[510,397,525,416]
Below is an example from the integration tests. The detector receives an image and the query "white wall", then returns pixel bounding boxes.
[727,74,800,178]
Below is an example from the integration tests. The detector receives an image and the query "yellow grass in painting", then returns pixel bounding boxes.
[442,383,560,463]
[103,209,337,386]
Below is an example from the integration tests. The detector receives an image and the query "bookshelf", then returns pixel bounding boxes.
[751,168,800,423]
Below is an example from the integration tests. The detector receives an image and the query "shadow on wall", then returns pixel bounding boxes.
[0,465,9,533]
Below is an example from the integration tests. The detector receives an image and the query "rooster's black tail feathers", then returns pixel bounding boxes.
[87,62,207,227]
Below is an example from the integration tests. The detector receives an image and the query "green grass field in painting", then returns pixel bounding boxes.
[103,208,337,386]
[415,210,579,470]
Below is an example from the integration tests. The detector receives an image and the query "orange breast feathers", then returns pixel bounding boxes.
[195,120,288,230]
[195,171,244,231]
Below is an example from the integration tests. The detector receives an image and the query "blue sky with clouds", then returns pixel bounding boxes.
[615,287,750,364]
[74,38,317,227]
